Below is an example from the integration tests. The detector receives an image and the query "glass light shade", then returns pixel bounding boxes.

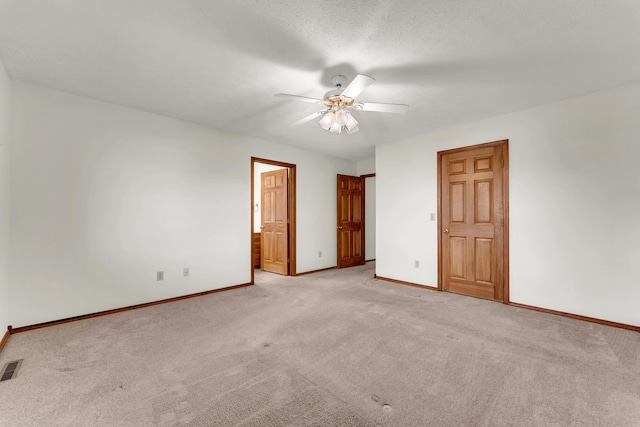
[318,112,335,131]
[343,111,358,131]
[346,125,360,134]
[329,121,342,135]
[335,109,347,126]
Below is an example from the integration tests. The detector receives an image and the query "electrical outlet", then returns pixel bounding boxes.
[414,260,420,268]
[183,268,189,277]
[318,251,322,258]
[157,271,164,281]
[430,213,436,221]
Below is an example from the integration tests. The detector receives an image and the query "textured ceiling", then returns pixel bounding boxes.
[1,1,640,160]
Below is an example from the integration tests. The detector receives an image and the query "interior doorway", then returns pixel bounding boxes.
[438,140,509,302]
[336,174,365,268]
[251,158,297,284]
[335,173,376,269]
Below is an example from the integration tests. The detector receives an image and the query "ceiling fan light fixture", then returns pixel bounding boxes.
[318,111,335,131]
[346,125,360,134]
[318,108,359,135]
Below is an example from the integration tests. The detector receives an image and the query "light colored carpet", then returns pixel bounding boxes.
[0,262,639,426]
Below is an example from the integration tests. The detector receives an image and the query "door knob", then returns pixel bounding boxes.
[444,229,449,233]
[337,226,343,230]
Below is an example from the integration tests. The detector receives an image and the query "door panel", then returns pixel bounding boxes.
[450,182,466,223]
[337,174,365,268]
[475,180,493,223]
[475,156,493,172]
[475,238,493,283]
[450,237,467,279]
[261,169,288,275]
[441,144,506,301]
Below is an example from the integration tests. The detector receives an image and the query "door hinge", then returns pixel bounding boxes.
[287,258,290,264]
[287,219,290,224]
[501,159,504,168]
[501,219,504,227]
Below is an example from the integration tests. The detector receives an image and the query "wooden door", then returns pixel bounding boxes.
[440,142,507,301]
[337,174,365,268]
[261,169,288,275]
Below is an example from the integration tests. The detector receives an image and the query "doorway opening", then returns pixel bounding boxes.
[336,174,365,268]
[437,140,509,303]
[335,173,376,270]
[251,157,297,284]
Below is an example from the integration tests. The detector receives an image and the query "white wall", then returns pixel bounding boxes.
[9,82,355,327]
[356,157,375,176]
[377,82,640,327]
[0,58,11,332]
[253,163,285,233]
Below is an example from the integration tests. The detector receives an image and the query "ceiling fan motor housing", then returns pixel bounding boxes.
[331,74,347,88]
[324,75,348,101]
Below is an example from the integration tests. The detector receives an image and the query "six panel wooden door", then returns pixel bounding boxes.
[261,169,288,275]
[337,174,365,268]
[441,145,505,301]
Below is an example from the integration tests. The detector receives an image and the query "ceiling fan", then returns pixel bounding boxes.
[275,74,409,135]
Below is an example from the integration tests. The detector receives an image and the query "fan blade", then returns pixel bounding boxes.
[275,93,323,104]
[290,111,324,127]
[359,102,409,114]
[341,74,375,99]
